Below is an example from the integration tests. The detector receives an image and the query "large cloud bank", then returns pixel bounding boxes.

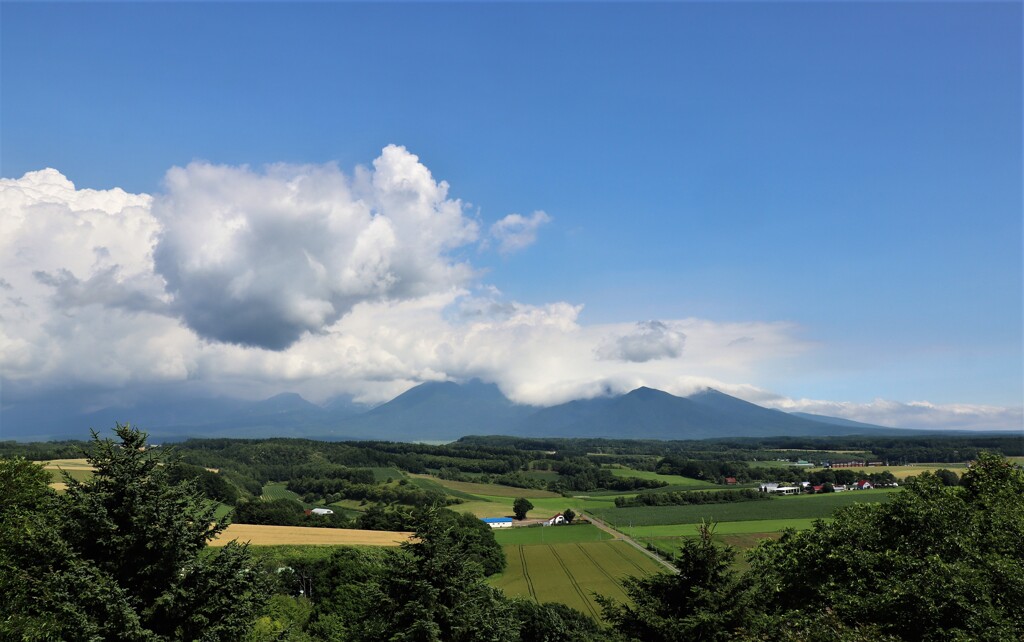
[2,148,1019,431]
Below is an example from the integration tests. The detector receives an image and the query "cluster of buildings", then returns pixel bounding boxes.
[758,480,877,495]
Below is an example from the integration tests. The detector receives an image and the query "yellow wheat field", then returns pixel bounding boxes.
[210,524,413,547]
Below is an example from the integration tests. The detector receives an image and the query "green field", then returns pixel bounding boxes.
[592,489,894,527]
[490,541,663,619]
[625,517,828,539]
[213,502,233,520]
[606,467,717,488]
[261,482,315,508]
[47,467,94,482]
[493,524,612,546]
[367,467,405,482]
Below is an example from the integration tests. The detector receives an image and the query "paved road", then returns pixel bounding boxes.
[583,513,678,574]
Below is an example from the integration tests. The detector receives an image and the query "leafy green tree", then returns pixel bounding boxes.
[513,496,534,520]
[933,468,960,487]
[563,508,576,524]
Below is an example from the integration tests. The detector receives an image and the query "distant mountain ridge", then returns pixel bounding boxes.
[1,379,919,442]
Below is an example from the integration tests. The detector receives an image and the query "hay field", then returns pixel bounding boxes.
[209,524,412,547]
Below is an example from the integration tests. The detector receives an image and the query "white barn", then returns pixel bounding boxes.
[482,517,513,529]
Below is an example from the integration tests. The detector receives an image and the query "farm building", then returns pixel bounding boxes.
[545,513,566,526]
[310,508,334,516]
[724,477,738,485]
[855,480,874,490]
[760,483,801,495]
[482,517,513,529]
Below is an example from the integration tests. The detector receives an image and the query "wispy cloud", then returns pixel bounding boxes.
[488,210,551,255]
[763,396,1024,432]
[596,320,685,363]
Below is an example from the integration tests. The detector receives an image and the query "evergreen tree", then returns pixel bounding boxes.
[0,424,269,640]
[352,507,519,642]
[600,521,750,641]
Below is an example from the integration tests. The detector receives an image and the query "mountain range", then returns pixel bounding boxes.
[1,380,919,442]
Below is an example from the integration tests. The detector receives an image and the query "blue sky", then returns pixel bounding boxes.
[1,2,1021,430]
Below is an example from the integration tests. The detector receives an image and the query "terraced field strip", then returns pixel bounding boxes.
[416,475,560,499]
[210,524,413,547]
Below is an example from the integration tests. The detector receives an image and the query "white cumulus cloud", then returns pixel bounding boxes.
[153,145,479,349]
